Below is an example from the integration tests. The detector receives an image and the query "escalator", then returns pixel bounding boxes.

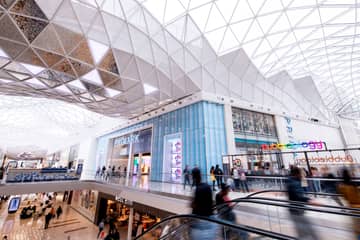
[136,191,360,240]
[135,213,296,239]
[215,192,360,240]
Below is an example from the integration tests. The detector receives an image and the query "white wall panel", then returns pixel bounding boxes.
[275,115,344,149]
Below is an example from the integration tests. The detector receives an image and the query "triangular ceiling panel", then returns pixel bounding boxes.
[98,70,119,86]
[0,14,27,43]
[124,83,144,103]
[69,40,94,65]
[120,57,140,81]
[0,38,27,58]
[34,48,63,67]
[11,14,48,43]
[81,80,101,92]
[69,59,92,77]
[53,24,84,54]
[52,58,76,76]
[72,0,97,33]
[98,50,119,75]
[53,0,83,34]
[10,0,48,20]
[102,12,133,53]
[31,24,64,55]
[35,0,63,19]
[0,0,16,9]
[121,77,138,90]
[15,47,45,67]
[86,13,109,44]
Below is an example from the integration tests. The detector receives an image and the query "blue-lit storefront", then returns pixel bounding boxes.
[95,101,228,182]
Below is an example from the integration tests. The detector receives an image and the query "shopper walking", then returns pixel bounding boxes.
[183,165,191,190]
[191,165,199,189]
[286,167,319,240]
[101,166,106,179]
[216,183,249,239]
[44,211,52,229]
[214,164,223,188]
[232,166,240,191]
[56,205,62,219]
[239,167,249,193]
[190,167,217,239]
[210,166,216,191]
[97,219,105,238]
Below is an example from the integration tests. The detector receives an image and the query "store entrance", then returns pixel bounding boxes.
[132,153,151,176]
[109,128,153,177]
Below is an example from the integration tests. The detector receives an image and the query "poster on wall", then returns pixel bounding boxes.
[163,133,182,182]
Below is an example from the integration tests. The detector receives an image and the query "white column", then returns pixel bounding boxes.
[223,104,236,155]
[127,207,134,240]
[125,143,132,186]
[79,138,97,180]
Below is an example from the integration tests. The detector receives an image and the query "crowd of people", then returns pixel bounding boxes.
[185,164,360,239]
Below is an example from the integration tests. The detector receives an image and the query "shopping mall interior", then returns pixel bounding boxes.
[0,0,360,239]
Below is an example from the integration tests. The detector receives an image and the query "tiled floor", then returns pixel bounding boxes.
[0,196,102,240]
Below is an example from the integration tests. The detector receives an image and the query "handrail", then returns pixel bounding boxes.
[134,214,297,240]
[240,197,360,213]
[214,198,360,218]
[245,189,340,198]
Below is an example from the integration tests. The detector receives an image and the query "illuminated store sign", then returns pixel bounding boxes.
[296,155,354,164]
[114,134,139,145]
[261,141,325,151]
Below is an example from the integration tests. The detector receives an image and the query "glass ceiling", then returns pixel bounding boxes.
[141,0,360,118]
[0,95,117,150]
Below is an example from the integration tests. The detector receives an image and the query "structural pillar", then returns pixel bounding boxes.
[127,207,134,240]
[125,143,133,186]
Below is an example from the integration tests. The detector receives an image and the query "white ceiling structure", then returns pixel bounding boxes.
[0,94,123,151]
[0,0,359,151]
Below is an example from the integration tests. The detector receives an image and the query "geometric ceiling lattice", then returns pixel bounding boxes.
[0,0,348,121]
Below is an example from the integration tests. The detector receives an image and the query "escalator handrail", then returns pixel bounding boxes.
[214,198,360,218]
[134,213,297,240]
[245,189,340,198]
[249,196,360,212]
[232,196,360,213]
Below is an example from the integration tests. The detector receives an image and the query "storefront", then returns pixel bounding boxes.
[231,107,281,171]
[108,128,152,176]
[71,190,98,222]
[95,192,171,237]
[95,101,227,182]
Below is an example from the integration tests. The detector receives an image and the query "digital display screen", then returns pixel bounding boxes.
[8,197,20,213]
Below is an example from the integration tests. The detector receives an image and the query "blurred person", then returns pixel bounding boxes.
[232,166,240,191]
[56,205,62,219]
[301,168,309,192]
[183,165,191,190]
[216,183,249,240]
[190,167,217,239]
[191,165,199,189]
[97,219,105,238]
[44,211,52,229]
[214,164,223,188]
[311,167,321,194]
[210,166,216,191]
[286,167,319,240]
[323,167,344,206]
[95,167,100,177]
[101,165,106,178]
[337,168,360,240]
[239,167,249,193]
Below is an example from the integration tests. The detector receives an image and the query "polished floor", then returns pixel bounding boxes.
[0,196,105,240]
